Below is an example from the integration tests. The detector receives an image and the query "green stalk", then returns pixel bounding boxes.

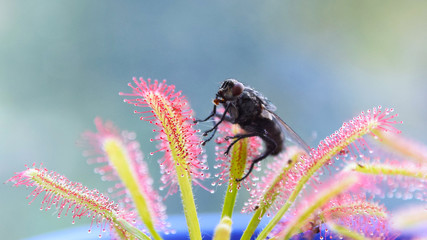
[255,151,349,239]
[254,163,322,240]
[139,85,203,240]
[175,165,202,240]
[117,218,152,240]
[240,150,302,240]
[221,182,239,218]
[348,162,427,179]
[113,226,129,240]
[392,205,427,230]
[251,113,385,239]
[104,140,163,240]
[319,202,387,221]
[24,168,150,240]
[240,209,263,240]
[373,130,427,164]
[279,175,358,239]
[221,125,250,218]
[327,223,367,240]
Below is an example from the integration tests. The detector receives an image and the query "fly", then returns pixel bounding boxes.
[195,79,311,181]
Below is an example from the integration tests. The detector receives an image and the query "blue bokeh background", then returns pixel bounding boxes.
[1,1,426,239]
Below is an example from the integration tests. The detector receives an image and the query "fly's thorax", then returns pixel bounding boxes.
[234,91,262,123]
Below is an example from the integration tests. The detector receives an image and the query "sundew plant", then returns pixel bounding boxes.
[7,78,427,240]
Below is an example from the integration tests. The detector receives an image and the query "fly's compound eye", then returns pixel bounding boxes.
[232,82,244,96]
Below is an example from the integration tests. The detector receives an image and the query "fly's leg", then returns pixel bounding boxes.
[194,104,217,123]
[236,133,278,182]
[224,133,259,155]
[201,112,234,145]
[203,104,230,135]
[201,104,231,145]
[201,127,218,146]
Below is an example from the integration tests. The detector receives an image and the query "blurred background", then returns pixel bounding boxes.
[1,1,426,239]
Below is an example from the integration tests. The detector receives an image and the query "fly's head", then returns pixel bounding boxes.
[213,79,244,105]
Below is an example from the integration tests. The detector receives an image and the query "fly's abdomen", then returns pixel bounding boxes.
[270,129,284,155]
[260,118,284,156]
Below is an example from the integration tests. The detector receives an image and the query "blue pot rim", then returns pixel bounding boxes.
[24,213,422,240]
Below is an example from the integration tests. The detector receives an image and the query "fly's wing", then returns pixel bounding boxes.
[262,98,277,112]
[247,87,277,112]
[268,110,311,153]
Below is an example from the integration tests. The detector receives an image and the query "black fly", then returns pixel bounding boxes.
[195,79,311,181]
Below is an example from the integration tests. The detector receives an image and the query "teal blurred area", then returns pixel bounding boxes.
[1,1,426,239]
